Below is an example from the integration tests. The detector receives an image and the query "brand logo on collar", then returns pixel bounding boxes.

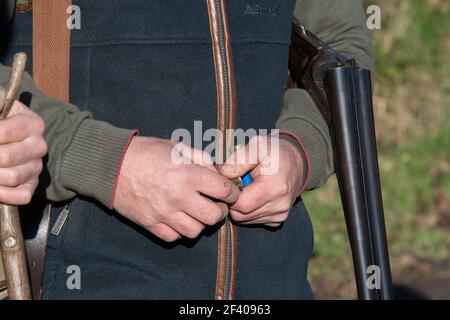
[244,3,279,16]
[16,0,32,13]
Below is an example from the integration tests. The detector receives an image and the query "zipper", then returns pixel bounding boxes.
[215,0,231,135]
[207,0,236,300]
[214,0,233,300]
[223,219,232,299]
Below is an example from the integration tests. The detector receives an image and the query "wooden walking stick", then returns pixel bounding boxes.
[0,52,32,300]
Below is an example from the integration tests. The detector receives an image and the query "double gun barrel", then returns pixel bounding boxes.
[289,23,393,300]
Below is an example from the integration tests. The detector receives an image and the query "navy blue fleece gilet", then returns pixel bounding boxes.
[2,0,314,299]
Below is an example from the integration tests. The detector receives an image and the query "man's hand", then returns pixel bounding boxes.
[220,135,306,228]
[0,89,47,205]
[113,136,240,242]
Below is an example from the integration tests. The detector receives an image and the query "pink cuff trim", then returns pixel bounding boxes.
[278,129,311,196]
[108,129,140,209]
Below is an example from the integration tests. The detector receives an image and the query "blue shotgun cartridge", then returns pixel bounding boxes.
[231,145,254,189]
[240,173,253,188]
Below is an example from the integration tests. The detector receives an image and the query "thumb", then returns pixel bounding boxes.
[173,142,216,172]
[0,87,25,118]
[219,136,266,179]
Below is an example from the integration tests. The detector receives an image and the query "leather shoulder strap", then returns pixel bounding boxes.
[33,0,72,101]
[27,0,72,300]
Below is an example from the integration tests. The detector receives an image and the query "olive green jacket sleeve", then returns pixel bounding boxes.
[277,0,374,190]
[0,64,135,208]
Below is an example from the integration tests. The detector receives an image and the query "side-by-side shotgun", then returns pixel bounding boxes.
[289,23,393,300]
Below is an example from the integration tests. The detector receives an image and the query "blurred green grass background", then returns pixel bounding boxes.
[306,0,450,299]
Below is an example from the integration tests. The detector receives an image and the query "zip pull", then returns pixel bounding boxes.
[50,204,71,236]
